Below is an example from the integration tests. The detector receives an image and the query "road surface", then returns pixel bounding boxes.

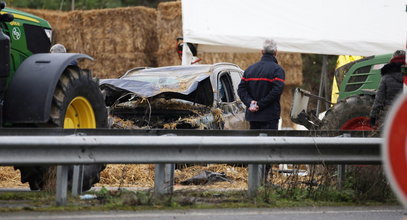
[1,206,405,220]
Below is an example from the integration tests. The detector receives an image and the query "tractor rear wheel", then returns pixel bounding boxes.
[50,67,107,129]
[18,66,107,191]
[320,94,375,131]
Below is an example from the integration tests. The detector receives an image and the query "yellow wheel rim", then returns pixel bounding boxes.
[64,96,96,129]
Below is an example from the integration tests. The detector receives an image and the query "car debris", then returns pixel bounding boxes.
[100,63,249,130]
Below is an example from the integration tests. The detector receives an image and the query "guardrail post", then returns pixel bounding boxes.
[56,165,69,206]
[337,164,346,190]
[336,133,350,189]
[260,132,268,185]
[154,163,174,197]
[248,133,268,197]
[248,164,264,197]
[72,165,84,196]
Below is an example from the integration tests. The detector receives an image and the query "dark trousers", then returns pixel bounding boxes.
[249,119,279,183]
[249,119,279,130]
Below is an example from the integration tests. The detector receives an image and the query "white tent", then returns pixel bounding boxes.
[182,0,406,56]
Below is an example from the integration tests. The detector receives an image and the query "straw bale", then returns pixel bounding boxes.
[97,164,155,187]
[197,52,258,70]
[69,7,158,77]
[156,51,181,66]
[158,1,182,21]
[0,166,28,188]
[277,52,303,86]
[80,52,152,79]
[198,52,302,86]
[156,1,182,65]
[281,86,295,128]
[22,7,157,78]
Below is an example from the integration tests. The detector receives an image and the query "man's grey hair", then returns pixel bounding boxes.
[263,39,277,54]
[50,43,67,53]
[393,49,405,57]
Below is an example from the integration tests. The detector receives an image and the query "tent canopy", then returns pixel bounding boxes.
[182,0,406,56]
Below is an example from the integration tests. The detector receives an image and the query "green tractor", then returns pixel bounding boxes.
[0,4,107,190]
[291,53,392,130]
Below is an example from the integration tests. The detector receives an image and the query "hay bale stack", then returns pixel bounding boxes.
[280,87,295,128]
[70,7,158,79]
[198,52,302,86]
[277,52,303,86]
[24,7,158,79]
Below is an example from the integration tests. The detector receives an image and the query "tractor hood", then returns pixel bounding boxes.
[100,65,214,106]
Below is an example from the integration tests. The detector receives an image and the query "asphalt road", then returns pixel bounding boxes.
[1,206,405,220]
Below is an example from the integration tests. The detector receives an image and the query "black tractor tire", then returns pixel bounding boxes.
[17,66,107,191]
[320,94,375,130]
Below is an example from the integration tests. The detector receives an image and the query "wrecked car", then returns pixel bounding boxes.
[100,63,249,130]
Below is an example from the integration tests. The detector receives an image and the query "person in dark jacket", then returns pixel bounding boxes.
[237,39,285,129]
[370,50,405,128]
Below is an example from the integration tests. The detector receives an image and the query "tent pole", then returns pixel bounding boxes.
[316,55,328,116]
[322,56,330,111]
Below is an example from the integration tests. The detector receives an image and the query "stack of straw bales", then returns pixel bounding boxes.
[22,7,158,79]
[22,1,302,128]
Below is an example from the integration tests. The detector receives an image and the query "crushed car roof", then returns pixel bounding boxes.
[100,65,214,105]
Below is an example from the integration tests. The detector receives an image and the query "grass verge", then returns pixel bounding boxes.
[0,185,399,212]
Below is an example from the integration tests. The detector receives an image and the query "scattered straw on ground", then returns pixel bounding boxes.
[1,164,331,190]
[0,167,29,188]
[95,164,248,190]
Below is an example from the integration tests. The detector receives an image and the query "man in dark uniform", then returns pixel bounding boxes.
[237,39,285,129]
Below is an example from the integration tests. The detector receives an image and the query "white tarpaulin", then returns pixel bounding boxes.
[182,0,406,56]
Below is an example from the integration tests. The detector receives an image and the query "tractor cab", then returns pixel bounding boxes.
[0,7,51,79]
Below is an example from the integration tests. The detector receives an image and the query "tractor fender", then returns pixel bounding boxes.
[4,53,94,124]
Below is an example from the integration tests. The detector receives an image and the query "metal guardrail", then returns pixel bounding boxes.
[0,135,381,164]
[0,134,382,206]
